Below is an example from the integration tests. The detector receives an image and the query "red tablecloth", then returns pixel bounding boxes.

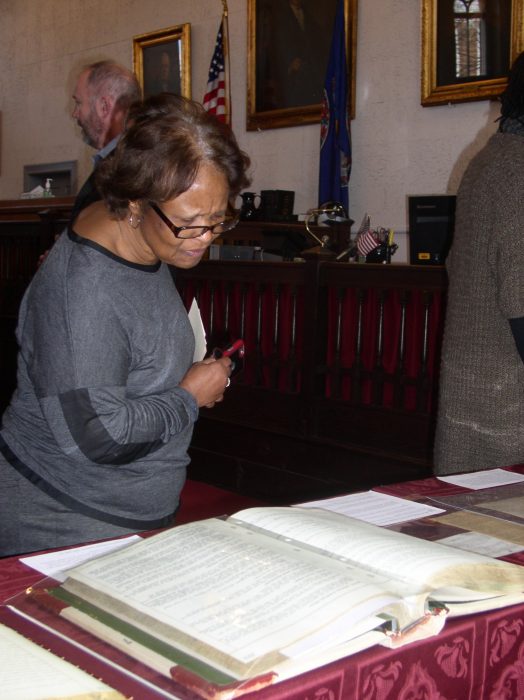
[2,470,524,700]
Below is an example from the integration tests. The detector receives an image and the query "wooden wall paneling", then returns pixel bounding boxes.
[0,203,449,503]
[177,260,447,501]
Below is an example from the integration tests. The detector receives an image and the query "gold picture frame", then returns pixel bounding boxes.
[133,24,191,100]
[421,0,524,107]
[247,0,357,131]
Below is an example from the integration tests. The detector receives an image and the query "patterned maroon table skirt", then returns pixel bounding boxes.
[2,470,523,700]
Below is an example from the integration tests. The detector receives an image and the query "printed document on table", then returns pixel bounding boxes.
[20,535,141,582]
[437,469,524,490]
[0,622,124,699]
[296,490,444,526]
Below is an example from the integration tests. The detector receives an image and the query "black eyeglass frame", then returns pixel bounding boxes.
[148,202,240,239]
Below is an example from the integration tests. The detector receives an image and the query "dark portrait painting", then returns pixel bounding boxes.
[133,24,191,101]
[256,0,335,111]
[247,0,356,130]
[142,42,181,98]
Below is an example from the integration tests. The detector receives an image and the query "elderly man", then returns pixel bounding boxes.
[70,60,141,218]
[37,61,141,268]
[38,61,141,266]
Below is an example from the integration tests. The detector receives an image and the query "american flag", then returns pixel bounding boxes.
[356,214,379,256]
[203,17,229,123]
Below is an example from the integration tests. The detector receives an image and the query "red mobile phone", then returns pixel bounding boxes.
[212,339,245,376]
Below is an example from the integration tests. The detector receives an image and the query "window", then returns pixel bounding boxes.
[454,1,486,78]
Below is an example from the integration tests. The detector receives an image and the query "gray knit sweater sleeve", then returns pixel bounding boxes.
[1,232,198,503]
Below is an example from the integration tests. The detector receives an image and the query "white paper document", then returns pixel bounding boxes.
[0,623,123,699]
[188,298,207,361]
[437,469,524,490]
[437,531,524,558]
[296,490,444,526]
[20,535,141,582]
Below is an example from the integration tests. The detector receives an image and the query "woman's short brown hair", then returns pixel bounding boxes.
[96,93,251,217]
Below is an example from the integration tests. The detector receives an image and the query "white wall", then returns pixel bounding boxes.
[0,0,501,233]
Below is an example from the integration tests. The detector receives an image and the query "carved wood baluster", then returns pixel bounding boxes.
[238,283,247,384]
[393,290,408,408]
[209,281,230,350]
[288,285,298,393]
[372,290,387,405]
[417,291,432,412]
[255,283,264,385]
[208,280,216,348]
[271,284,281,389]
[224,281,231,337]
[351,288,365,404]
[191,279,203,328]
[194,280,201,308]
[13,238,20,278]
[331,286,344,400]
[239,283,247,340]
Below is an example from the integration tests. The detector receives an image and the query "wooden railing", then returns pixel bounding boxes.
[0,201,448,502]
[175,260,447,501]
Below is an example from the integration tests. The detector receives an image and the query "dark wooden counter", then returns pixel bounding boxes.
[175,260,447,501]
[0,199,447,501]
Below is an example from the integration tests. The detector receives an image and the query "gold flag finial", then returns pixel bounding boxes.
[221,0,228,16]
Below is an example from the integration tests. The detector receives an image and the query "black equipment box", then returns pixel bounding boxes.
[408,195,456,265]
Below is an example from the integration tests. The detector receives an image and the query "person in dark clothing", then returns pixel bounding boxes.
[434,52,524,474]
[38,61,141,267]
[0,94,250,556]
[70,60,142,219]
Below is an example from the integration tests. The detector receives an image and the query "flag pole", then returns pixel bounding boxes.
[203,1,230,124]
[221,0,231,124]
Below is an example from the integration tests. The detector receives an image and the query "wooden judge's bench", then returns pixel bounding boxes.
[0,197,448,502]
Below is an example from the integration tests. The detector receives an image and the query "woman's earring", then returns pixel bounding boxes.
[128,212,143,229]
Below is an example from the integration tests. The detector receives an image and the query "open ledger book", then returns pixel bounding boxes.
[31,507,524,697]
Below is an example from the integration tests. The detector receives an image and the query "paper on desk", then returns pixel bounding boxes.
[188,298,207,362]
[20,535,141,582]
[296,490,444,526]
[0,622,124,699]
[437,468,524,490]
[437,531,523,558]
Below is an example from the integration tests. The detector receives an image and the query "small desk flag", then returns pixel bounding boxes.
[203,10,230,124]
[356,214,380,256]
[318,0,351,212]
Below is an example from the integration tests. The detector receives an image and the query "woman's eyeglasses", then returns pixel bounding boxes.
[149,202,239,240]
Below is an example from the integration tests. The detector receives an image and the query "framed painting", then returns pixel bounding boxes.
[133,24,191,99]
[247,0,357,130]
[421,0,524,106]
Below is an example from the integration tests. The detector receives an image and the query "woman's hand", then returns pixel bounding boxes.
[179,357,232,408]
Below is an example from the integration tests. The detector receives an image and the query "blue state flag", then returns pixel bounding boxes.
[318,0,352,213]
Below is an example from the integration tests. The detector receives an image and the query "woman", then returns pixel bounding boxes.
[434,52,524,474]
[0,94,251,555]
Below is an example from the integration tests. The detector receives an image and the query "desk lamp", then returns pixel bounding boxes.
[303,201,352,257]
